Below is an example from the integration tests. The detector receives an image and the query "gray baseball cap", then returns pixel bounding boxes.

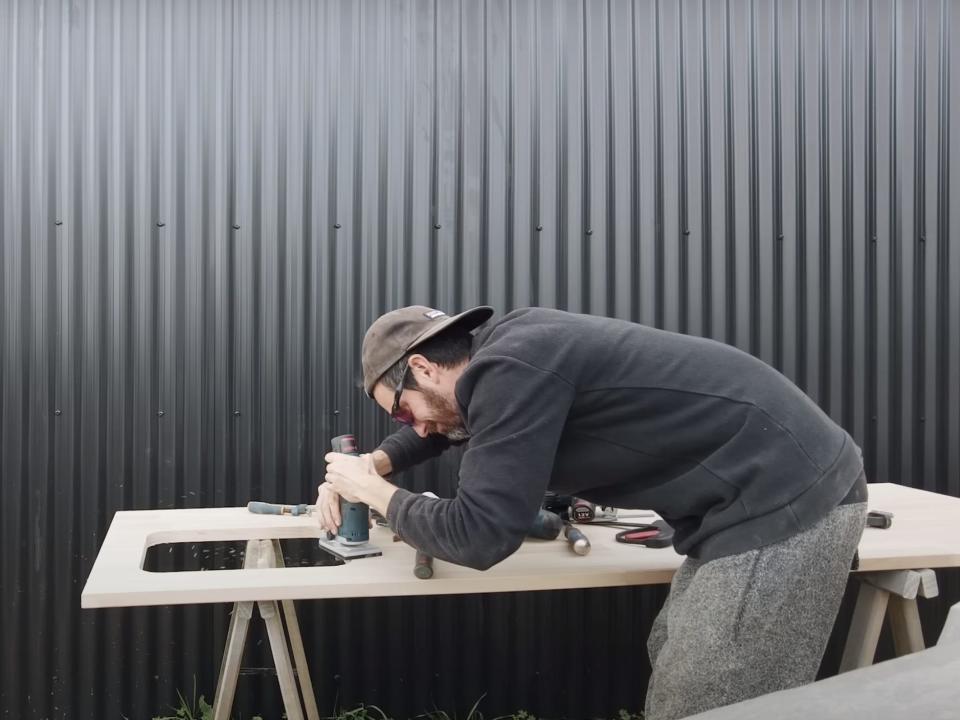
[361,305,494,396]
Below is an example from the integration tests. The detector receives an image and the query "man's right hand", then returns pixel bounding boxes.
[316,481,342,536]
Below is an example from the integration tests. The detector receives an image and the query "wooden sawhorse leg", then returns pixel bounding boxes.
[212,539,320,720]
[839,568,939,672]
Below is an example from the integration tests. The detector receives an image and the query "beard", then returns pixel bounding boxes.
[442,426,471,442]
[420,385,470,441]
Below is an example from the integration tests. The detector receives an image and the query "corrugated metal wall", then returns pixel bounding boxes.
[2,0,959,718]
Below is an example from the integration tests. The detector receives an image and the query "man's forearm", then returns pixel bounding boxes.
[377,427,451,474]
[363,476,399,518]
[366,450,397,517]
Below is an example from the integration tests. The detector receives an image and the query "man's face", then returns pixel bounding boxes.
[373,374,469,441]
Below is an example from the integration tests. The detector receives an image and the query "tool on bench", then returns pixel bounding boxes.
[413,550,434,579]
[543,492,672,550]
[613,519,674,548]
[563,522,591,555]
[571,497,598,522]
[248,501,314,516]
[528,508,565,540]
[315,434,383,561]
[867,510,893,529]
[543,492,632,524]
[561,494,672,549]
[411,491,439,579]
[528,508,592,555]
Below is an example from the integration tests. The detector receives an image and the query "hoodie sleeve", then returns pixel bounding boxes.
[376,426,452,473]
[386,356,576,570]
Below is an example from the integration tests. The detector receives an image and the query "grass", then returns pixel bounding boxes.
[412,694,486,720]
[150,678,263,720]
[153,685,643,720]
[325,704,392,720]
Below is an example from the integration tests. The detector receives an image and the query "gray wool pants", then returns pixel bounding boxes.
[644,500,867,720]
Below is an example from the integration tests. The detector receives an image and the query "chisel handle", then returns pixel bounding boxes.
[528,509,564,540]
[247,501,310,516]
[413,550,434,579]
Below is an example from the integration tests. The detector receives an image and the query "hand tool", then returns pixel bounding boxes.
[563,523,591,555]
[543,492,623,523]
[316,434,382,561]
[411,491,439,579]
[570,497,596,522]
[542,491,574,521]
[613,519,674,549]
[586,520,659,529]
[413,550,434,579]
[867,510,893,529]
[569,497,619,523]
[527,508,565,540]
[247,501,314,516]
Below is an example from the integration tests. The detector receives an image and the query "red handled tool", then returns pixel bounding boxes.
[614,519,674,549]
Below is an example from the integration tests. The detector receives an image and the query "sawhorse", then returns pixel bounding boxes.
[212,539,320,720]
[840,568,940,671]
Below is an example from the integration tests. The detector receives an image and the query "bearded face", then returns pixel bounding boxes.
[418,384,470,441]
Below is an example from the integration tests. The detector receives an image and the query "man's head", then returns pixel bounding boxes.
[361,305,493,439]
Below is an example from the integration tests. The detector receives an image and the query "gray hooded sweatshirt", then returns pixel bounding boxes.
[381,308,865,571]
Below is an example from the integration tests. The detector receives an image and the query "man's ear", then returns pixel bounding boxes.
[407,354,437,385]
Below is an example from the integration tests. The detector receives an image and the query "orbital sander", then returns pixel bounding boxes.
[316,433,383,560]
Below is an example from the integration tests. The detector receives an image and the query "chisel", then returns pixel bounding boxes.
[247,501,314,516]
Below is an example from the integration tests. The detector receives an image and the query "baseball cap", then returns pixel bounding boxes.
[361,305,494,396]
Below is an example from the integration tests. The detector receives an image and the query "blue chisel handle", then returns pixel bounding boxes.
[247,501,311,516]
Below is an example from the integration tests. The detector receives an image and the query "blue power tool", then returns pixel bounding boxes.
[315,433,382,560]
[330,434,370,544]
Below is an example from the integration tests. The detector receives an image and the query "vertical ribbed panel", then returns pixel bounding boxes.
[1,1,958,718]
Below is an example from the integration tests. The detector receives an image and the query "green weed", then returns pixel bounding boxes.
[153,683,641,720]
[325,703,392,720]
[151,678,263,720]
[415,694,487,720]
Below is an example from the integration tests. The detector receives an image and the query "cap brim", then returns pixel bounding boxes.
[404,305,495,353]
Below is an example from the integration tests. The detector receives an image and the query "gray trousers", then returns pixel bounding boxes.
[644,501,867,720]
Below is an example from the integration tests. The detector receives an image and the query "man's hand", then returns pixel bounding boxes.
[315,481,342,536]
[323,451,399,519]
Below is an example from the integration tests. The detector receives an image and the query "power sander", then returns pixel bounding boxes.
[316,433,383,560]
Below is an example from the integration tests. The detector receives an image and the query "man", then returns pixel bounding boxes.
[319,305,867,720]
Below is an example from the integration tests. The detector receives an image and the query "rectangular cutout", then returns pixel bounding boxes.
[143,538,345,572]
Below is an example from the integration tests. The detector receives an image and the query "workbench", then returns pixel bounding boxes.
[81,483,960,719]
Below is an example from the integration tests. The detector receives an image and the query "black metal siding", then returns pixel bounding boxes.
[1,1,958,718]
